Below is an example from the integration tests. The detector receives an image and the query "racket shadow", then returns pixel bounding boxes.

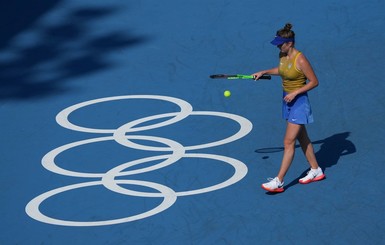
[254,147,285,154]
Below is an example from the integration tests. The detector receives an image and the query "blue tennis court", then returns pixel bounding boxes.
[1,0,384,244]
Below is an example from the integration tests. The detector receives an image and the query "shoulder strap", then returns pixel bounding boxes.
[294,52,302,63]
[294,52,302,72]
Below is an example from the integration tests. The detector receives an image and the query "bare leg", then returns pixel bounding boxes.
[297,126,319,169]
[277,122,302,182]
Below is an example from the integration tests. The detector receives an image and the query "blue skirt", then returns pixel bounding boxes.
[282,92,314,125]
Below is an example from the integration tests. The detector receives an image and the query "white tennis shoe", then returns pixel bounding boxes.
[261,177,284,192]
[299,167,325,184]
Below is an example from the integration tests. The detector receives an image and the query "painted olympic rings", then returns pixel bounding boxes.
[26,95,252,226]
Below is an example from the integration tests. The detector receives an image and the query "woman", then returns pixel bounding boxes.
[253,23,325,192]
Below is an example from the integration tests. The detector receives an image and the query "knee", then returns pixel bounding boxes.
[283,137,296,149]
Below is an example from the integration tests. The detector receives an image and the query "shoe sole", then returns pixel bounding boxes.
[261,185,284,193]
[299,174,326,184]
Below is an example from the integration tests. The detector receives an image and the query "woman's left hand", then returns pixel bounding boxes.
[284,92,298,103]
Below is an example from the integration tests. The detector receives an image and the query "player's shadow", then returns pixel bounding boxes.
[256,132,356,192]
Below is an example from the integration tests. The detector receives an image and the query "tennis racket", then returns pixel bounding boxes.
[209,74,271,80]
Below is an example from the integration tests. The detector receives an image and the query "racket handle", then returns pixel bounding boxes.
[256,75,271,80]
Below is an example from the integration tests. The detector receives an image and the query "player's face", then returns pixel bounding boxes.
[277,42,292,53]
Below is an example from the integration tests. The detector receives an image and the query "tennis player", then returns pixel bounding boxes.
[253,23,325,192]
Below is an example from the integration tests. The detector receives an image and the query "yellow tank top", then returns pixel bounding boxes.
[278,52,306,92]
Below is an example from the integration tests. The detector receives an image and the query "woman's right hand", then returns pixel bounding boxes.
[252,72,265,80]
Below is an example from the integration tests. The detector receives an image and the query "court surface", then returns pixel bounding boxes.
[1,0,384,244]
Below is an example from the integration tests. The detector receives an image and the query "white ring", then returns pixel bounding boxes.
[113,111,252,151]
[56,95,193,134]
[25,180,177,226]
[102,153,248,197]
[42,135,185,178]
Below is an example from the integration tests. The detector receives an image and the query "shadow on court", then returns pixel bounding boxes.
[0,5,150,101]
[256,132,356,191]
[0,0,62,49]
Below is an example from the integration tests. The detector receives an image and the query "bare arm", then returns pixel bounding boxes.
[252,67,279,80]
[294,54,318,94]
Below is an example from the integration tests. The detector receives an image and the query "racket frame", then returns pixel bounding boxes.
[209,74,271,80]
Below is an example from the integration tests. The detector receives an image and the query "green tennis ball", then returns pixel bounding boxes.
[224,90,231,97]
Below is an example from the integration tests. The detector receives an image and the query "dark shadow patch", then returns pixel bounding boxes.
[0,5,151,101]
